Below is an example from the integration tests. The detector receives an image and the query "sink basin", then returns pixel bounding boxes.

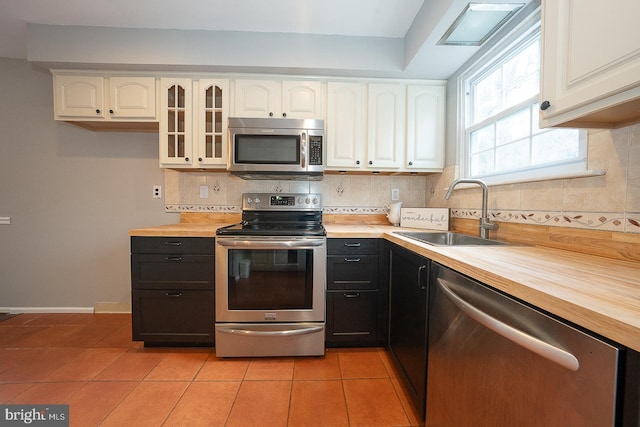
[395,231,508,246]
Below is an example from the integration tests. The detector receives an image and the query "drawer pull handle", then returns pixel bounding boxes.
[166,292,183,297]
[344,293,360,298]
[165,241,182,246]
[344,243,361,247]
[344,258,361,262]
[165,256,183,262]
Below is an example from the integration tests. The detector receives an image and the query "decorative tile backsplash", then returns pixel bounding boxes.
[165,124,640,234]
[164,170,428,213]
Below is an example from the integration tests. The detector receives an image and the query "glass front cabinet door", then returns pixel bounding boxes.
[159,78,193,167]
[196,79,229,167]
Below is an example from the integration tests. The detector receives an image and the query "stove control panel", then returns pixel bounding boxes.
[243,193,322,211]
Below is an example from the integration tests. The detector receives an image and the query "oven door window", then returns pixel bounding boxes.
[234,134,300,164]
[227,248,313,310]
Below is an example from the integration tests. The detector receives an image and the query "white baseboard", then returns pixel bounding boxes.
[94,302,132,313]
[0,307,94,314]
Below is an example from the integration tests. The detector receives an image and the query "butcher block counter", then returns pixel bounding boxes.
[129,222,640,352]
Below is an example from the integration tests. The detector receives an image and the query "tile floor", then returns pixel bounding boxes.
[0,313,421,426]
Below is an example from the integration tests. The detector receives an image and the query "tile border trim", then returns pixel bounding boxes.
[166,205,640,234]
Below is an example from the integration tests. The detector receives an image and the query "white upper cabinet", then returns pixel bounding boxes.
[540,0,640,128]
[367,84,405,170]
[108,77,156,119]
[406,84,445,171]
[54,73,156,122]
[326,81,445,173]
[54,75,105,118]
[234,79,281,118]
[159,78,193,167]
[326,82,367,170]
[234,79,322,119]
[194,79,229,167]
[281,81,323,119]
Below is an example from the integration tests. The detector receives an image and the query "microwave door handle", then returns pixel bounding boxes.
[301,132,307,168]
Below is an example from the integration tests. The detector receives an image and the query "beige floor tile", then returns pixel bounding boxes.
[338,348,390,379]
[225,380,291,427]
[67,381,138,427]
[100,381,188,427]
[293,350,341,380]
[46,347,127,381]
[164,381,241,426]
[288,380,349,427]
[343,378,411,426]
[93,348,165,381]
[195,355,249,381]
[145,350,210,381]
[244,357,295,380]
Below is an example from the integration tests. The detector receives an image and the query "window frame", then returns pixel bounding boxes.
[456,8,588,186]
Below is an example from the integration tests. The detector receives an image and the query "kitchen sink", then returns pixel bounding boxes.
[394,231,508,246]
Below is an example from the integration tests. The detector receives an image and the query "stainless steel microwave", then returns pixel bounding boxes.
[227,117,325,180]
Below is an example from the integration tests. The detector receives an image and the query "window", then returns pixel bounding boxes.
[459,13,585,185]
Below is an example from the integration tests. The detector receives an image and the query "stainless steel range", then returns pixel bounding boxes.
[214,193,326,357]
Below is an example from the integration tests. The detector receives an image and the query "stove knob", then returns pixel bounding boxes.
[247,197,253,204]
[297,197,304,205]
[254,197,261,204]
[312,197,319,205]
[305,197,311,205]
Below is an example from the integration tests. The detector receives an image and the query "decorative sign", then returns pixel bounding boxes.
[400,208,449,230]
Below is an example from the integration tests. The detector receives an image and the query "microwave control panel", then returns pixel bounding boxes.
[308,136,323,165]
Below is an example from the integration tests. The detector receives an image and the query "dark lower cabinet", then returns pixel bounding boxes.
[132,289,214,343]
[130,237,215,346]
[325,238,387,347]
[388,242,430,420]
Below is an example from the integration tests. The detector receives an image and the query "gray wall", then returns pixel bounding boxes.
[0,58,178,311]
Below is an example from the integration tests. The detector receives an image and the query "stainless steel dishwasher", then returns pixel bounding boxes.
[426,263,622,426]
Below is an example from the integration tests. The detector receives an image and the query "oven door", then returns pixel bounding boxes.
[215,236,326,323]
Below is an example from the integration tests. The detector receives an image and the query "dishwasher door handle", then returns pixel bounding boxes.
[437,278,580,372]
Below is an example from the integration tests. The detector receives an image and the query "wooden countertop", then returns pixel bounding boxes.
[129,222,640,352]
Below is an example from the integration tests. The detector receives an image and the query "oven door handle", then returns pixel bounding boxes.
[217,326,324,337]
[216,239,326,249]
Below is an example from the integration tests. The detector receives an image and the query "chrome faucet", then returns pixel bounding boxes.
[444,178,498,239]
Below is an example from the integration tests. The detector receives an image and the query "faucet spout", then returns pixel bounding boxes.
[444,178,498,239]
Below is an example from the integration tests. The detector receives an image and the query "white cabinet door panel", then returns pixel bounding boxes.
[367,84,404,169]
[326,82,366,169]
[540,0,640,127]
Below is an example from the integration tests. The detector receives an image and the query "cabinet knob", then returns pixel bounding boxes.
[109,109,114,114]
[95,109,101,115]
[368,160,373,165]
[269,112,274,117]
[185,157,189,162]
[408,161,413,166]
[356,160,360,165]
[540,100,551,111]
[282,112,287,117]
[198,157,203,162]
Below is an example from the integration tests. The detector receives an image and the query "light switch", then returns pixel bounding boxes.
[199,185,209,199]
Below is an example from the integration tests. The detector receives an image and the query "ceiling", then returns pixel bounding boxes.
[1,0,533,79]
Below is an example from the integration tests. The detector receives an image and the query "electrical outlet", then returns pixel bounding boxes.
[391,188,400,201]
[199,184,209,199]
[152,185,161,199]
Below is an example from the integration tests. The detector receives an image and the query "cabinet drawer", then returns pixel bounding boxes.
[131,237,214,254]
[327,238,380,255]
[131,289,214,344]
[327,255,379,290]
[131,254,214,289]
[326,290,379,346]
